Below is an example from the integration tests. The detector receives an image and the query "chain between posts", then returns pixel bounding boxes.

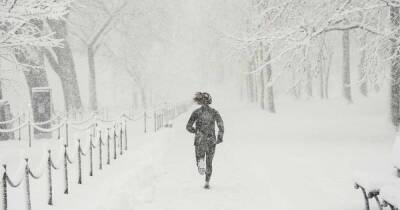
[0,103,191,210]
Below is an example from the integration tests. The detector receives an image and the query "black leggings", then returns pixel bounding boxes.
[195,141,216,182]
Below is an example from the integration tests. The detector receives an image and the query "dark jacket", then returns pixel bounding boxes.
[186,105,224,145]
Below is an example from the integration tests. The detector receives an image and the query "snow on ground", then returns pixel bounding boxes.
[0,95,396,210]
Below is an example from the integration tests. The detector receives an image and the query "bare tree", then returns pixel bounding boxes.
[359,33,368,96]
[342,29,353,103]
[390,5,400,127]
[69,0,128,111]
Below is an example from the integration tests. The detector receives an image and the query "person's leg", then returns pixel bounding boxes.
[205,143,216,183]
[195,143,206,174]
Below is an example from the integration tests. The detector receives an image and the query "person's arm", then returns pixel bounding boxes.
[215,110,224,143]
[186,111,197,133]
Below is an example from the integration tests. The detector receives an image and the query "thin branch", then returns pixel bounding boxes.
[88,1,127,47]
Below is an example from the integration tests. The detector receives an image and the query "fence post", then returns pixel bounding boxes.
[107,128,110,165]
[124,119,128,151]
[98,131,102,170]
[78,140,82,184]
[63,145,69,194]
[113,126,117,160]
[25,159,32,210]
[89,135,93,176]
[47,150,53,205]
[159,113,161,130]
[2,165,7,210]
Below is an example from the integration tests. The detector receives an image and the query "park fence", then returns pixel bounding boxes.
[0,102,191,210]
[0,102,192,146]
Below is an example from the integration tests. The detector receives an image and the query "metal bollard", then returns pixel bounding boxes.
[78,140,82,184]
[47,151,53,205]
[124,120,128,151]
[89,135,93,176]
[119,125,123,155]
[107,129,110,165]
[98,132,103,170]
[2,165,7,210]
[63,145,69,194]
[25,159,31,210]
[113,127,117,160]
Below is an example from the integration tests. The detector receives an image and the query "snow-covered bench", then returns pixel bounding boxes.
[354,136,400,210]
[381,184,400,210]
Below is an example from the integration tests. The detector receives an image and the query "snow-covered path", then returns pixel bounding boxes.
[136,99,393,210]
[139,111,274,210]
[37,99,394,210]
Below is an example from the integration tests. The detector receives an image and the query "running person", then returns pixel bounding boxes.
[186,92,224,189]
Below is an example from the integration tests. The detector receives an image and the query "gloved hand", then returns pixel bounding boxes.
[216,134,223,144]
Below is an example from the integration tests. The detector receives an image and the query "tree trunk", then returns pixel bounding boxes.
[342,30,352,103]
[15,19,51,106]
[247,60,255,103]
[359,35,368,97]
[324,51,332,99]
[391,6,400,127]
[265,53,275,113]
[88,46,98,111]
[319,69,324,99]
[324,71,330,99]
[292,71,300,99]
[304,48,313,98]
[317,45,325,99]
[306,68,313,98]
[16,49,49,97]
[139,86,147,110]
[45,19,82,113]
[254,51,260,103]
[254,74,259,103]
[0,81,2,100]
[260,70,265,109]
[132,91,139,111]
[259,47,265,110]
